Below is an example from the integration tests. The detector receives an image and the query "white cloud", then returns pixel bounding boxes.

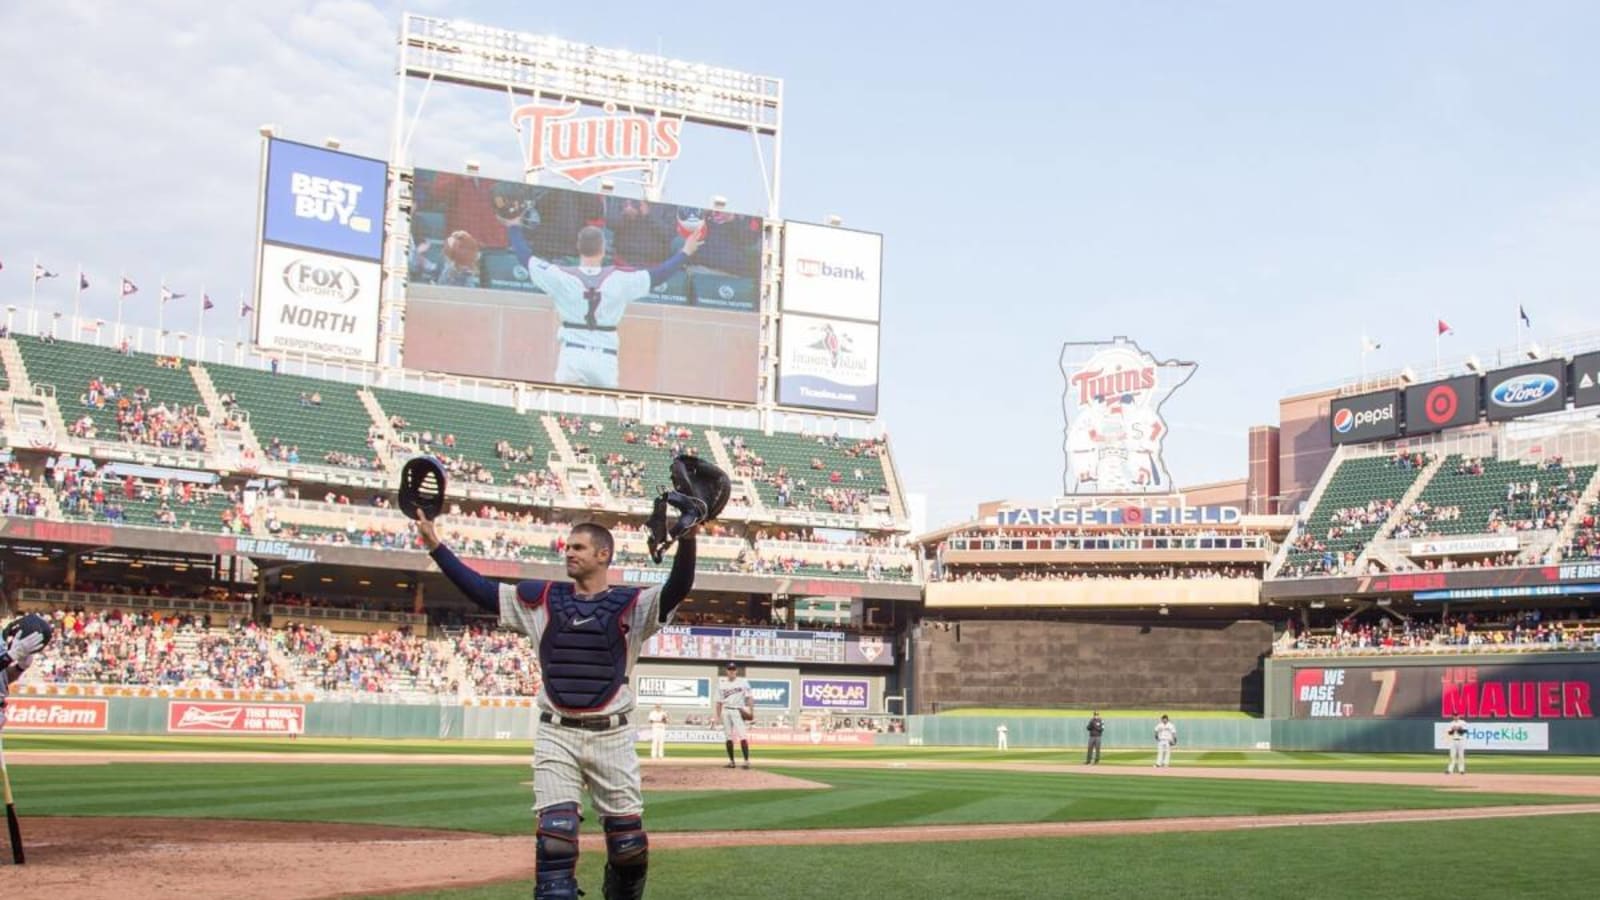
[0,0,400,330]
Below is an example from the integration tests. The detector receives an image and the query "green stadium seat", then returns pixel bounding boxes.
[371,388,558,490]
[1396,454,1594,539]
[716,426,889,513]
[1281,453,1431,576]
[16,336,207,450]
[204,361,377,469]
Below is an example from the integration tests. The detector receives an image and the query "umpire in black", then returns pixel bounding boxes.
[1085,711,1105,764]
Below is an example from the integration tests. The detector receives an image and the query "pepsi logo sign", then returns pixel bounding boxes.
[1490,374,1560,408]
[1333,404,1393,434]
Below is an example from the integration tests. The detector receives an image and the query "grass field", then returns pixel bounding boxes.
[14,735,1600,897]
[14,760,1582,834]
[376,815,1600,900]
[11,733,1600,774]
[936,707,1259,719]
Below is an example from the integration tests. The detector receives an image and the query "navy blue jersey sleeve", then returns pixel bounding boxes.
[645,251,689,287]
[657,535,697,622]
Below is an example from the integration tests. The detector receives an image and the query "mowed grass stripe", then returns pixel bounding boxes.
[12,734,1600,776]
[11,762,1581,837]
[370,812,1600,900]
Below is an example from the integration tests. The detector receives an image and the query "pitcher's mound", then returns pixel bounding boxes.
[644,764,829,791]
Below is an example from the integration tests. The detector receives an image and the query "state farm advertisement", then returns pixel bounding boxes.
[5,697,108,731]
[1290,662,1596,721]
[168,702,305,735]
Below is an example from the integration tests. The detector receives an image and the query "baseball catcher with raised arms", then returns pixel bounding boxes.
[402,453,728,900]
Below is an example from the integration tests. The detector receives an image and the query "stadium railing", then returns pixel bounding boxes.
[16,587,249,618]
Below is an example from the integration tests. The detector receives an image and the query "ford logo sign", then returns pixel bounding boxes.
[1490,374,1560,408]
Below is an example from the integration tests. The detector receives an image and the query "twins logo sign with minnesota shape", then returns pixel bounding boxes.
[1060,339,1196,495]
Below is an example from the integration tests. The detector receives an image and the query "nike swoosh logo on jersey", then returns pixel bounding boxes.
[572,616,597,627]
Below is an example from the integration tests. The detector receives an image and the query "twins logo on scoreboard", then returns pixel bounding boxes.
[1060,339,1197,495]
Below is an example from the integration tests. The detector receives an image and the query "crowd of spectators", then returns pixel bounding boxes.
[454,626,540,697]
[76,378,208,452]
[276,623,450,694]
[1281,609,1600,653]
[0,462,45,516]
[932,564,1259,583]
[26,608,287,688]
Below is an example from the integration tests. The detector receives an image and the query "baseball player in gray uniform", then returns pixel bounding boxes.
[1154,714,1177,768]
[715,662,754,768]
[523,225,704,389]
[417,515,698,900]
[1445,715,1469,774]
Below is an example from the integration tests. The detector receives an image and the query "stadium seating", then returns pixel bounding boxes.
[556,415,709,497]
[1395,454,1595,538]
[720,426,889,512]
[1281,453,1431,576]
[371,388,558,489]
[204,362,378,468]
[1566,502,1600,561]
[55,469,242,532]
[18,336,207,447]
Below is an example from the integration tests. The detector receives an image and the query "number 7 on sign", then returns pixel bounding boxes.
[1369,669,1397,717]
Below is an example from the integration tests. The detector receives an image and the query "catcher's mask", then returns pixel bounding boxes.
[645,454,732,562]
[398,456,448,521]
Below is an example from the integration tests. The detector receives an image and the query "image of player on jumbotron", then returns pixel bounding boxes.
[401,169,763,401]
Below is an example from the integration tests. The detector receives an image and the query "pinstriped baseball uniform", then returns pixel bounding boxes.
[497,580,673,816]
[716,676,753,740]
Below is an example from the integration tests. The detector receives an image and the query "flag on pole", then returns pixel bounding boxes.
[1361,335,1382,352]
[33,264,58,282]
[240,300,253,317]
[1437,319,1452,336]
[160,286,185,303]
[203,294,215,311]
[1519,305,1532,328]
[121,278,138,297]
[79,273,90,291]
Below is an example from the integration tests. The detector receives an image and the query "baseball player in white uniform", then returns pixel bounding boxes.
[1445,715,1469,774]
[715,662,754,768]
[524,225,703,389]
[1154,714,1177,767]
[417,514,700,900]
[647,704,669,760]
[996,722,1009,751]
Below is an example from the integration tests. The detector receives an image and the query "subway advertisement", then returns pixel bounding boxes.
[1290,661,1594,721]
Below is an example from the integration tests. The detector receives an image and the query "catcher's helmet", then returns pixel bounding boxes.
[398,456,448,521]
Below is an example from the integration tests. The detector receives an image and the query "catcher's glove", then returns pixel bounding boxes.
[646,454,731,562]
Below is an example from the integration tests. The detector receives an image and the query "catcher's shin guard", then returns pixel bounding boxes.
[601,814,648,900]
[535,802,582,900]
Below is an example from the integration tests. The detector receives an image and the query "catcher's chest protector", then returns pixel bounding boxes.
[539,586,641,711]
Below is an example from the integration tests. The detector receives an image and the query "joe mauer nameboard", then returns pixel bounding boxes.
[1060,338,1197,495]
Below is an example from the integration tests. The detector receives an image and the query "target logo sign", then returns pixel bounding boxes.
[1424,384,1459,425]
[1404,376,1480,434]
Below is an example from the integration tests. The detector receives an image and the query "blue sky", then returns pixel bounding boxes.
[3,1,1599,527]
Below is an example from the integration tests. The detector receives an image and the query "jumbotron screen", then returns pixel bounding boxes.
[402,169,764,403]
